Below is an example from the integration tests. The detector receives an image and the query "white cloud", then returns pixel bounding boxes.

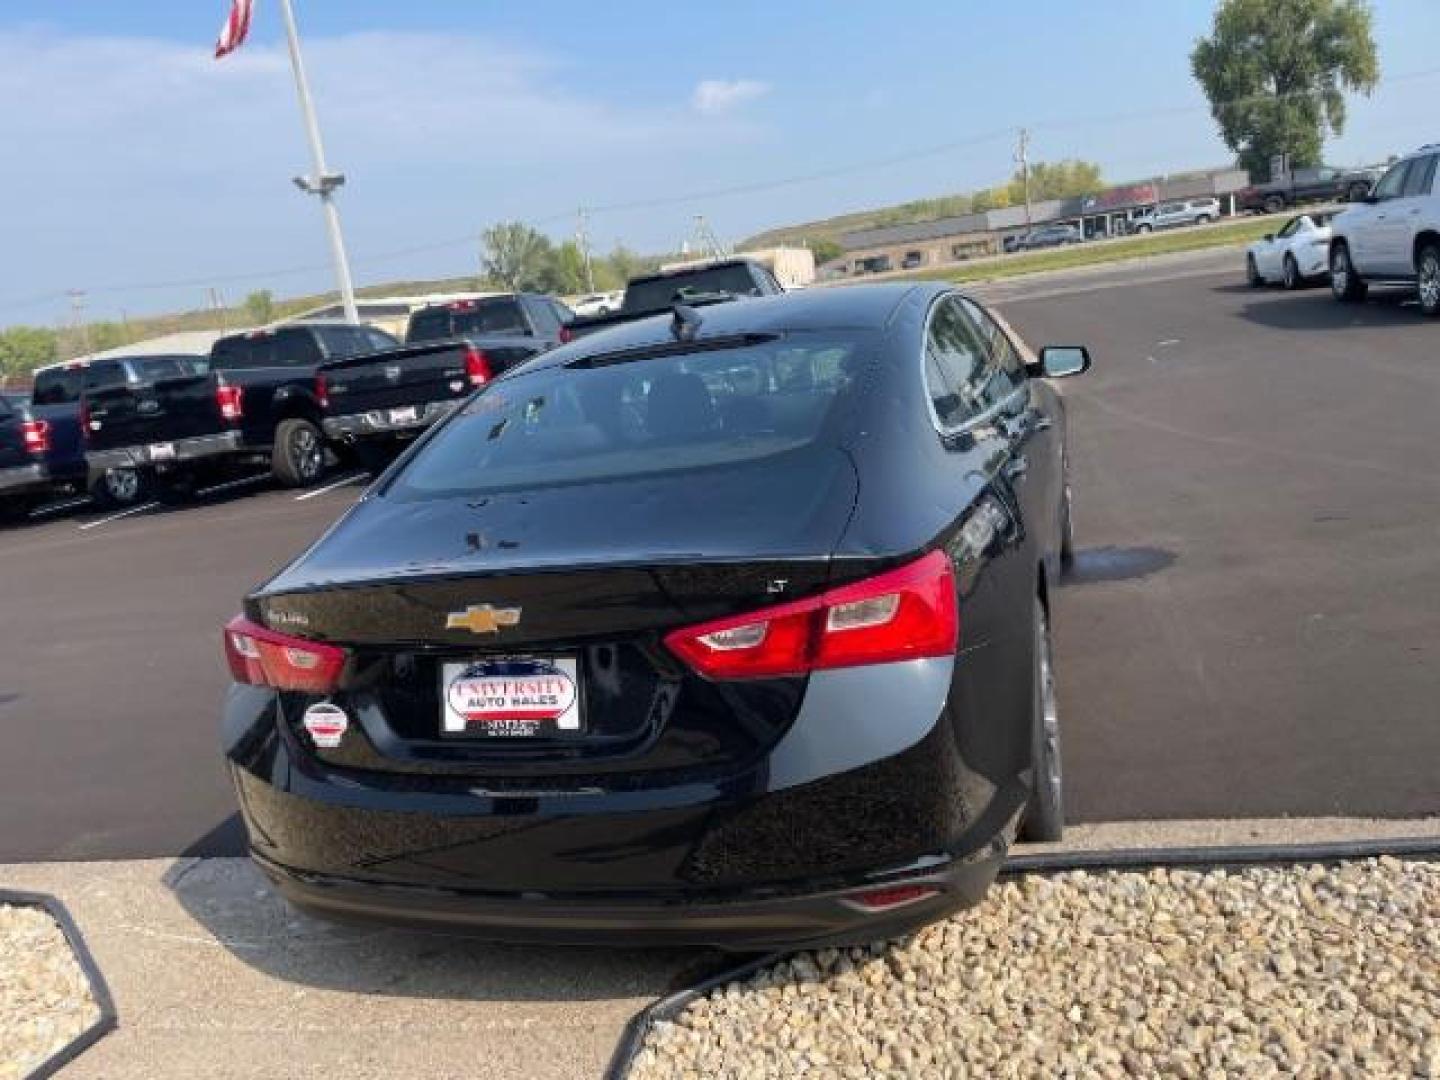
[691,78,770,116]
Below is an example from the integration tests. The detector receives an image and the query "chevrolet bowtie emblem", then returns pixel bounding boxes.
[446,604,522,634]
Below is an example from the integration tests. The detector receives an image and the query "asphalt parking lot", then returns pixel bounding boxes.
[2,252,1437,864]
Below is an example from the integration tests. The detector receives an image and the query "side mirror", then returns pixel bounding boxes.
[1028,345,1091,380]
[1262,233,1275,242]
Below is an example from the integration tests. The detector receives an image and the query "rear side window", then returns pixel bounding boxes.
[923,297,990,429]
[1373,161,1411,200]
[407,299,528,342]
[32,367,83,405]
[131,355,209,380]
[83,361,129,393]
[212,330,321,370]
[1402,155,1438,197]
[387,331,874,499]
[959,299,1026,410]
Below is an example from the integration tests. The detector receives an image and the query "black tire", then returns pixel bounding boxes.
[1330,243,1368,303]
[1263,194,1286,214]
[1021,598,1064,843]
[1246,254,1264,287]
[88,467,148,508]
[1135,223,1152,234]
[271,418,326,487]
[1196,214,1214,226]
[1417,243,1440,319]
[1282,254,1301,291]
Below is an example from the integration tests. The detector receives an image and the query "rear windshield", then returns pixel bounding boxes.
[387,331,873,499]
[32,367,83,405]
[212,331,319,370]
[624,265,765,312]
[407,299,527,342]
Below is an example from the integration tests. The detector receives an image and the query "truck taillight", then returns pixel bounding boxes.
[664,550,957,680]
[464,347,493,387]
[223,615,347,693]
[20,419,50,455]
[558,325,574,344]
[315,374,329,410]
[216,384,244,422]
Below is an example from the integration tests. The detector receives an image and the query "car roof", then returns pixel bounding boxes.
[521,283,949,375]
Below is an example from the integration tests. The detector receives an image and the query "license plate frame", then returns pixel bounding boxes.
[389,406,419,426]
[439,656,584,739]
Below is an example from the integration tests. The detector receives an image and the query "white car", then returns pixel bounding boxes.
[568,291,624,318]
[1132,197,1221,233]
[1328,143,1440,317]
[1245,212,1335,289]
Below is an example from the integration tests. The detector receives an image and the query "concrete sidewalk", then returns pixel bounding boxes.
[3,816,1436,1079]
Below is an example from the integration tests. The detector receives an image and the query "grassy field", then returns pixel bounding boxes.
[909,215,1278,285]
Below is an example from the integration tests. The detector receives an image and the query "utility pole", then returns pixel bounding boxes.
[692,215,728,259]
[1015,128,1033,228]
[66,290,91,360]
[279,0,359,323]
[208,288,228,334]
[576,209,595,292]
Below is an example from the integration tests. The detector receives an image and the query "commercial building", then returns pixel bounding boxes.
[832,168,1250,276]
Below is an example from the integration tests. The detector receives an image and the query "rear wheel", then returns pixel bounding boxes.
[89,467,147,508]
[1135,223,1152,234]
[1263,194,1286,214]
[1330,243,1368,303]
[272,418,326,487]
[1246,254,1264,287]
[1196,214,1213,226]
[1417,243,1440,318]
[1282,254,1301,291]
[1021,598,1064,843]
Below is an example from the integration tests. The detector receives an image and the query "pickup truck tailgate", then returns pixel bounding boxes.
[85,373,224,452]
[320,341,537,415]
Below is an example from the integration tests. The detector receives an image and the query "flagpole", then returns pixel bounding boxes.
[277,0,359,323]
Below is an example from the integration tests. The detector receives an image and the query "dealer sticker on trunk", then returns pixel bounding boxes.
[441,657,581,738]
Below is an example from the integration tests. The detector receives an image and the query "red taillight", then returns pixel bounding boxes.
[464,347,493,388]
[20,419,50,455]
[314,374,329,410]
[558,325,574,344]
[216,384,244,422]
[222,615,347,692]
[664,550,957,680]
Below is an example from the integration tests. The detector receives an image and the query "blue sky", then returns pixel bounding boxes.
[3,0,1438,324]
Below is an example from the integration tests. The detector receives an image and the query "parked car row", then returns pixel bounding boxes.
[1,258,788,522]
[1244,143,1440,318]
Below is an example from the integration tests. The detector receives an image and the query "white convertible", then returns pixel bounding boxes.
[1245,212,1335,289]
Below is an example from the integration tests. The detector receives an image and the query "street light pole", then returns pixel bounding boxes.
[278,0,358,323]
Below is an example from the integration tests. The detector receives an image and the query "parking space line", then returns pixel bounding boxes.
[78,501,160,531]
[294,473,368,501]
[30,497,92,518]
[195,475,269,498]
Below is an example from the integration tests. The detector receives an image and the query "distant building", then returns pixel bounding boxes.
[78,330,225,362]
[832,168,1250,277]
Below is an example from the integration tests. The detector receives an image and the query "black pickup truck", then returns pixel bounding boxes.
[564,258,783,340]
[83,322,399,496]
[317,293,570,462]
[1237,165,1380,213]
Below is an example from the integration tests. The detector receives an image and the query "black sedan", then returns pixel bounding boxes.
[221,282,1090,948]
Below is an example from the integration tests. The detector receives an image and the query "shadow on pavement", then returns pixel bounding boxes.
[1229,287,1420,331]
[179,813,248,858]
[1063,545,1176,585]
[166,855,730,1003]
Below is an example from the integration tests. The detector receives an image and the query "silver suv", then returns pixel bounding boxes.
[1329,144,1440,317]
[1132,197,1221,233]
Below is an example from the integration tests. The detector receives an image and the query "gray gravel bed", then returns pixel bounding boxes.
[631,858,1440,1078]
[1,903,101,1080]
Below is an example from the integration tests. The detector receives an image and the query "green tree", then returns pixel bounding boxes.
[243,289,276,325]
[0,326,59,382]
[1012,160,1104,203]
[542,240,590,296]
[481,222,554,291]
[804,237,845,265]
[1191,0,1379,180]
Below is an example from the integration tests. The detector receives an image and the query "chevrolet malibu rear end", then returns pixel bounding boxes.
[223,284,1077,948]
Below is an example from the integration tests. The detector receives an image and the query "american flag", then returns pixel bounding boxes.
[214,0,255,59]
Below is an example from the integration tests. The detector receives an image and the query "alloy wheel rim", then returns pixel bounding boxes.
[1420,255,1440,309]
[1332,251,1349,294]
[106,469,138,502]
[295,428,322,479]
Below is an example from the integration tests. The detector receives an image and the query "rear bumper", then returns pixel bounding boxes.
[0,462,47,495]
[321,401,456,442]
[253,845,1002,949]
[88,429,243,471]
